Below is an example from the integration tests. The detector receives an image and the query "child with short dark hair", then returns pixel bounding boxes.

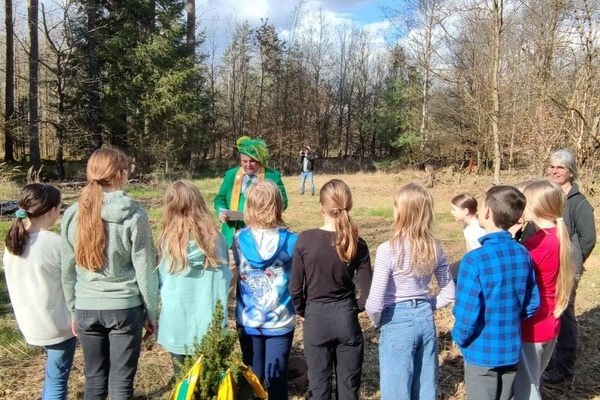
[452,186,540,400]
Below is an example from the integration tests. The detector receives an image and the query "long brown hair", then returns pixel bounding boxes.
[320,179,358,263]
[392,183,438,276]
[157,180,223,273]
[75,148,128,271]
[523,180,574,318]
[5,184,62,256]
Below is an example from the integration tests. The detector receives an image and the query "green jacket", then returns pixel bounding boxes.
[61,190,159,321]
[214,166,288,247]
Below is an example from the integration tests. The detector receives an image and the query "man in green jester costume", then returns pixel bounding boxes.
[214,136,288,248]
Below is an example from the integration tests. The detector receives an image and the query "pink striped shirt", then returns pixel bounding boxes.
[365,238,455,326]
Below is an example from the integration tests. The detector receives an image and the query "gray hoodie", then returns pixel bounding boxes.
[61,190,159,320]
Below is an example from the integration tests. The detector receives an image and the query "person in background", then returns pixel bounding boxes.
[61,148,158,400]
[366,183,455,400]
[3,184,75,400]
[514,180,574,399]
[156,180,231,377]
[452,186,540,400]
[233,180,297,400]
[542,149,596,385]
[291,179,372,400]
[448,192,486,280]
[299,145,315,196]
[214,136,288,249]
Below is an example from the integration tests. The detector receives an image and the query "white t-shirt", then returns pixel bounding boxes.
[3,231,74,346]
[464,220,486,251]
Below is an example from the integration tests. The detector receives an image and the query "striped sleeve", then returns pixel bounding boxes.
[365,241,392,326]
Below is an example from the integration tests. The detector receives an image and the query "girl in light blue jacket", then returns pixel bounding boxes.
[156,180,231,376]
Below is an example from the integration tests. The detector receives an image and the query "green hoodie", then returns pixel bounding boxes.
[61,190,159,321]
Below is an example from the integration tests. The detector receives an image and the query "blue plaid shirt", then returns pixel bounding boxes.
[452,231,540,367]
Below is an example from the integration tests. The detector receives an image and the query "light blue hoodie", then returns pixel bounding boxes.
[157,235,232,355]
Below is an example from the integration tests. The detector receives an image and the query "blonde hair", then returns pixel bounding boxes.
[319,179,358,263]
[157,180,223,274]
[523,180,574,318]
[392,183,438,276]
[244,180,286,229]
[75,148,128,271]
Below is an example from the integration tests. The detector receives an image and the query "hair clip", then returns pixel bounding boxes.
[15,209,28,219]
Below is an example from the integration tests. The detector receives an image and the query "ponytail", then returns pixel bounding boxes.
[75,181,106,271]
[334,208,359,263]
[75,148,128,271]
[5,216,29,256]
[5,183,62,256]
[554,218,575,318]
[320,179,359,264]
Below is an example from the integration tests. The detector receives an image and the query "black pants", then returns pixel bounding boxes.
[303,298,364,400]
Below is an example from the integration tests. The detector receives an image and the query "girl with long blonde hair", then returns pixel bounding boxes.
[61,148,158,399]
[290,179,372,400]
[514,179,574,399]
[365,183,455,400]
[156,180,231,377]
[233,179,297,400]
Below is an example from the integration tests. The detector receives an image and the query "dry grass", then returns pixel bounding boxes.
[1,171,599,399]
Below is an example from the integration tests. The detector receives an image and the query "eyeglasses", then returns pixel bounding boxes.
[548,165,567,171]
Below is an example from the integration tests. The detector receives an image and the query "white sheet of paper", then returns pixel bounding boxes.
[222,209,244,221]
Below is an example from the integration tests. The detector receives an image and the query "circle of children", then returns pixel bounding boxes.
[3,136,596,400]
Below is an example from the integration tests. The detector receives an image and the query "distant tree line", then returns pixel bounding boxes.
[2,0,599,183]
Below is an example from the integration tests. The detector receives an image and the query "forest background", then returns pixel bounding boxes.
[1,0,600,184]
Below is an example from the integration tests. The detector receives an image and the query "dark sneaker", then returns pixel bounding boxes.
[542,368,571,385]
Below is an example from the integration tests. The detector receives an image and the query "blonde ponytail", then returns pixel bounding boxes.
[320,180,359,263]
[554,218,574,318]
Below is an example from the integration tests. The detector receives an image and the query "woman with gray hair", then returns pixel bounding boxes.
[543,149,596,385]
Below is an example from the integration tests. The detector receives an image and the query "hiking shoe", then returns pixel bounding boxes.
[542,368,571,385]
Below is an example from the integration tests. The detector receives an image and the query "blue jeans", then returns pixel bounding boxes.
[379,300,438,400]
[239,330,294,400]
[300,171,314,194]
[43,337,77,400]
[76,306,144,400]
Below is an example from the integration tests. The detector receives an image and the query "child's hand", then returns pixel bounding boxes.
[71,321,78,337]
[143,319,157,341]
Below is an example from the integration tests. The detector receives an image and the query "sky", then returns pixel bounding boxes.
[197,0,400,57]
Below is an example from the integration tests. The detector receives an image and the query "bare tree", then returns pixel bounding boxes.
[491,0,502,185]
[4,0,15,162]
[28,0,41,169]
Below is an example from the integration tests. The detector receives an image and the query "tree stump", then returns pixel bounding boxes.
[425,165,434,188]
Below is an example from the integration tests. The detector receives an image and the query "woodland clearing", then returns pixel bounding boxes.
[1,171,598,399]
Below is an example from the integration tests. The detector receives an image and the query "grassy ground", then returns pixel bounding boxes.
[0,171,599,399]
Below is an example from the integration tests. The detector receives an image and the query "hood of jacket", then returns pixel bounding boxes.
[236,228,292,269]
[186,241,207,269]
[101,190,142,223]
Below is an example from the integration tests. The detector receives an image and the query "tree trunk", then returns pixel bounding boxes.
[4,0,15,162]
[28,0,40,169]
[86,0,102,152]
[492,0,502,185]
